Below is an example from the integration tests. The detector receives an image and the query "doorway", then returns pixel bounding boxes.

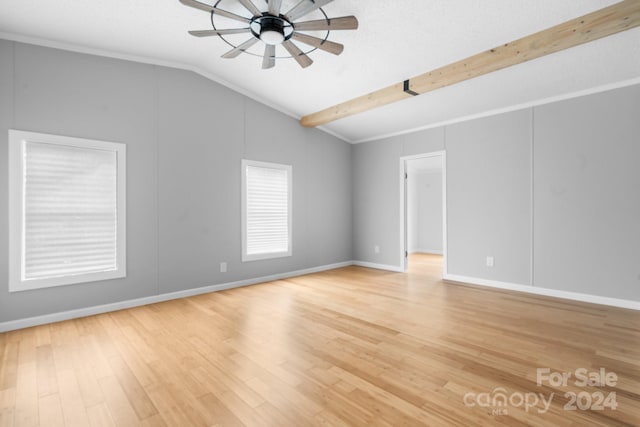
[400,152,447,275]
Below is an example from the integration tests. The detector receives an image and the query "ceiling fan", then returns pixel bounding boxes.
[179,0,358,69]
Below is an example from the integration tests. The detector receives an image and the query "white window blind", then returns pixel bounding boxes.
[24,142,118,279]
[9,130,126,292]
[242,160,292,261]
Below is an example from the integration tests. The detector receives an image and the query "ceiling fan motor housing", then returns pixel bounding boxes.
[252,15,292,45]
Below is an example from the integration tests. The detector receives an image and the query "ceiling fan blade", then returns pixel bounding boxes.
[237,0,262,16]
[262,44,276,69]
[268,0,283,16]
[212,8,252,23]
[286,0,333,21]
[179,0,251,23]
[282,40,313,68]
[222,37,259,58]
[179,0,214,13]
[292,33,343,55]
[189,28,251,37]
[294,16,358,31]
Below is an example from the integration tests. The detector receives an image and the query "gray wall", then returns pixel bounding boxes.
[447,110,531,285]
[533,86,640,301]
[1,39,638,326]
[352,85,640,302]
[352,129,445,266]
[407,171,443,254]
[416,172,443,254]
[0,40,352,323]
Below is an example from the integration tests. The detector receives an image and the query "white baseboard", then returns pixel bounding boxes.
[443,274,640,311]
[0,261,353,333]
[7,263,634,332]
[352,261,404,273]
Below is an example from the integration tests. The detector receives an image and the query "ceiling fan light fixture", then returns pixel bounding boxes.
[260,29,285,45]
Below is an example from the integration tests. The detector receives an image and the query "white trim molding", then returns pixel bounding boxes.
[8,129,127,292]
[399,151,448,275]
[444,274,640,311]
[241,159,293,262]
[353,77,640,144]
[4,33,640,146]
[4,262,636,332]
[0,261,353,333]
[352,261,404,273]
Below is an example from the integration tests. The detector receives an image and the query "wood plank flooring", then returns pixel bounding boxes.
[0,254,639,426]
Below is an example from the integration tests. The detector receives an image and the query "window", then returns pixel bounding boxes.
[242,160,292,262]
[9,130,126,292]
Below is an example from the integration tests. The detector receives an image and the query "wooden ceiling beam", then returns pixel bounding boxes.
[300,0,640,128]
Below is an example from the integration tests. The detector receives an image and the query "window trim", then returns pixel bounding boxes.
[241,159,293,262]
[8,129,127,292]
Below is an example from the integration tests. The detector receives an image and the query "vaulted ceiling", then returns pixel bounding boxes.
[1,0,639,143]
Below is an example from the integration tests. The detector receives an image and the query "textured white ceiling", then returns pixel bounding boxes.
[1,0,638,143]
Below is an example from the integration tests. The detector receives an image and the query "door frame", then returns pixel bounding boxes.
[399,151,448,274]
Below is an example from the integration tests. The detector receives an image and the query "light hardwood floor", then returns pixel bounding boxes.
[1,254,639,426]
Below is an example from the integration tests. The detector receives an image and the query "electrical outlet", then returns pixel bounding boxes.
[486,256,494,268]
[374,245,380,254]
[220,262,227,273]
